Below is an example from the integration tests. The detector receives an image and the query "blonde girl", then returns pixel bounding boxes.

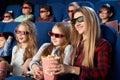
[30,22,73,80]
[8,21,38,76]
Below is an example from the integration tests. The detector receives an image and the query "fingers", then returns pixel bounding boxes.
[46,64,63,75]
[33,70,44,80]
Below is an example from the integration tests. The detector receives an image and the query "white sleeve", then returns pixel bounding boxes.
[63,44,73,65]
[10,45,18,65]
[29,43,50,69]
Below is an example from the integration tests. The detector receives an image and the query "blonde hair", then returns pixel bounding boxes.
[71,6,101,67]
[40,22,72,63]
[15,21,38,62]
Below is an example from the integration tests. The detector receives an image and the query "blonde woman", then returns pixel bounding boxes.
[48,6,112,80]
[8,21,38,76]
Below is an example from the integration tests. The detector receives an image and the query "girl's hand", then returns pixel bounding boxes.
[31,64,44,80]
[22,58,32,75]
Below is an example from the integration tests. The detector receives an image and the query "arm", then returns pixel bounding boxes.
[26,14,34,21]
[10,45,17,72]
[64,44,73,65]
[29,43,50,69]
[3,36,13,56]
[30,43,50,80]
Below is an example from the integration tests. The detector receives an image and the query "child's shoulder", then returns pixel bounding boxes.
[65,44,73,50]
[13,45,18,49]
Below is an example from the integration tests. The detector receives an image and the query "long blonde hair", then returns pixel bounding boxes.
[71,6,101,67]
[15,21,38,62]
[40,22,72,63]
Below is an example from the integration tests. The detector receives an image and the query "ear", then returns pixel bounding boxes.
[109,12,113,17]
[30,9,32,13]
[47,11,50,16]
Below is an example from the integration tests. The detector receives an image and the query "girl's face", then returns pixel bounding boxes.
[0,37,6,48]
[15,25,29,44]
[50,26,66,47]
[73,12,85,35]
[40,8,49,19]
[68,6,76,18]
[22,4,32,15]
[99,8,110,20]
[3,13,12,21]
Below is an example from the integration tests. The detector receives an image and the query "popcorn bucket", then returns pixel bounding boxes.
[42,55,60,80]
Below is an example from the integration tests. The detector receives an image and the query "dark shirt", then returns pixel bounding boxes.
[36,16,54,22]
[74,38,112,80]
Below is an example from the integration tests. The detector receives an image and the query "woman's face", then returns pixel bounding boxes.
[15,25,29,44]
[74,12,85,35]
[68,6,76,18]
[0,37,6,48]
[50,26,66,47]
[22,4,32,15]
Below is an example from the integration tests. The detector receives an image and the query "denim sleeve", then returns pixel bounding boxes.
[3,38,12,56]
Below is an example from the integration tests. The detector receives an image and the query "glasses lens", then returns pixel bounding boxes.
[71,16,83,24]
[48,31,64,38]
[40,10,46,13]
[67,10,74,13]
[0,33,3,37]
[4,16,10,18]
[15,30,29,35]
[77,16,83,22]
[22,7,30,9]
[98,10,108,14]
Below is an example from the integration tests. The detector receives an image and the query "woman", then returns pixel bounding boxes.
[48,6,112,80]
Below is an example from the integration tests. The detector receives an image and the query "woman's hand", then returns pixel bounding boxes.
[46,64,80,76]
[46,64,71,75]
[31,64,44,80]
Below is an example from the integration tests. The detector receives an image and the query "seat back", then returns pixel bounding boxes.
[6,5,22,18]
[3,22,20,32]
[100,24,117,49]
[47,3,65,22]
[113,33,120,80]
[0,22,5,32]
[35,22,56,47]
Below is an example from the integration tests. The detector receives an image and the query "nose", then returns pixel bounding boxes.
[76,22,81,26]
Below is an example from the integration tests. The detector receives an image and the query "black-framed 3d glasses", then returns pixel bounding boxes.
[71,16,84,24]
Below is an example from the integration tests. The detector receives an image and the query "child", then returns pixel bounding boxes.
[36,5,54,22]
[14,1,34,22]
[0,32,14,57]
[2,11,14,23]
[98,3,119,33]
[0,32,14,80]
[29,22,73,80]
[98,3,114,24]
[7,21,38,76]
